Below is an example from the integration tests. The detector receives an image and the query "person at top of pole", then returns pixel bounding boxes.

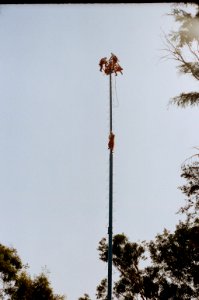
[99,57,107,72]
[114,64,123,75]
[110,53,118,64]
[99,53,123,76]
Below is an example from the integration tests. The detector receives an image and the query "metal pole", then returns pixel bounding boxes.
[108,73,113,300]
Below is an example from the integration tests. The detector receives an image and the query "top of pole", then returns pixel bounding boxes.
[99,53,123,76]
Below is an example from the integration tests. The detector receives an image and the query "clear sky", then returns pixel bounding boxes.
[0,3,198,300]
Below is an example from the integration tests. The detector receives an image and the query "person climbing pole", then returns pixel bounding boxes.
[108,132,115,151]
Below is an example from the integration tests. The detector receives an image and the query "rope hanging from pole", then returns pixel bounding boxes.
[113,75,120,107]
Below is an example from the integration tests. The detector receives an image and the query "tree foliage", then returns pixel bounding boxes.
[0,244,65,300]
[164,4,199,107]
[78,293,91,300]
[179,160,199,220]
[95,183,199,300]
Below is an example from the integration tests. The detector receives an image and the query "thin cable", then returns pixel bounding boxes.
[113,75,119,107]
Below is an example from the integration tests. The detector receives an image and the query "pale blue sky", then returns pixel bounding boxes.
[0,3,198,300]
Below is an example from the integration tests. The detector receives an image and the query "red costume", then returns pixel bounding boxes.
[99,57,107,72]
[99,53,123,76]
[114,64,123,75]
[108,132,115,151]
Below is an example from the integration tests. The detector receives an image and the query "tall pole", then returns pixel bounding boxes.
[99,54,123,300]
[108,73,113,300]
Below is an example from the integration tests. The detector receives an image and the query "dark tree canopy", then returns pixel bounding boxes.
[179,161,199,220]
[96,217,199,299]
[82,163,199,299]
[0,244,65,300]
[78,294,91,300]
